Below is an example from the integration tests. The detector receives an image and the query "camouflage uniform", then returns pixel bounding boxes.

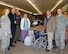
[1,15,12,54]
[55,14,68,49]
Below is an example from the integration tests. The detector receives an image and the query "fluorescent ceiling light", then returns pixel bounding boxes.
[0,1,32,14]
[28,0,42,15]
[33,13,41,15]
[50,0,63,12]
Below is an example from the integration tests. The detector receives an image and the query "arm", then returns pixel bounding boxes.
[18,15,21,25]
[20,18,24,30]
[43,18,46,31]
[52,17,56,32]
[64,16,68,26]
[1,16,8,36]
[28,18,31,29]
[8,13,12,21]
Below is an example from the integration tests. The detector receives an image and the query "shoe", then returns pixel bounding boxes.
[17,40,21,41]
[65,40,66,45]
[14,41,17,43]
[8,47,10,50]
[23,41,24,43]
[46,49,51,51]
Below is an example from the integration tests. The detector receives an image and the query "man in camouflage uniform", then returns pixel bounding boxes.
[55,8,68,52]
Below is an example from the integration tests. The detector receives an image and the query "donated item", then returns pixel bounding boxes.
[32,21,38,26]
[28,30,34,35]
[24,36,33,46]
[32,30,57,51]
[32,30,47,51]
[32,21,38,28]
[34,30,40,39]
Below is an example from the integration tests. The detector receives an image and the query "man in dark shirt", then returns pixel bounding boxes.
[8,8,16,47]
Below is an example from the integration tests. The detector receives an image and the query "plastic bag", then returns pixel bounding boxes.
[24,36,33,46]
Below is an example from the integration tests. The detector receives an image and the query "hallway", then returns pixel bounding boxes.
[0,41,68,54]
[0,0,68,54]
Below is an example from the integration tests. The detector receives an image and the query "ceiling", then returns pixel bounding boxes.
[0,0,67,14]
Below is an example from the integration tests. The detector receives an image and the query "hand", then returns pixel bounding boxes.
[5,32,8,36]
[42,30,44,33]
[28,28,30,30]
[43,29,46,33]
[14,21,16,24]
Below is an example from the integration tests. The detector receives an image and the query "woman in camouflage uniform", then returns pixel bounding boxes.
[1,8,12,54]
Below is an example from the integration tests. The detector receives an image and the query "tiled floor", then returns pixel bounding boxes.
[0,41,68,54]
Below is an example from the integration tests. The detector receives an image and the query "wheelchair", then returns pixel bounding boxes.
[31,30,47,51]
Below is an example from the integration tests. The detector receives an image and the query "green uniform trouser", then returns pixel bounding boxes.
[14,25,20,41]
[1,35,10,51]
[55,30,65,49]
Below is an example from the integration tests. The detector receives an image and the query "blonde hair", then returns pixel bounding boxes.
[3,8,10,14]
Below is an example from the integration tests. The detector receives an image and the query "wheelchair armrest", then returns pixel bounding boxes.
[40,33,47,36]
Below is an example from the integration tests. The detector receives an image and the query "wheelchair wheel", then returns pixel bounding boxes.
[31,36,35,48]
[34,37,47,51]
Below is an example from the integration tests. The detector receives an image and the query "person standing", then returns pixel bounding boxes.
[55,8,68,52]
[14,9,21,43]
[8,8,16,47]
[1,8,12,54]
[44,11,55,51]
[20,13,30,42]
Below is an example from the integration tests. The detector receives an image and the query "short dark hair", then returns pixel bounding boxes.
[57,8,62,10]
